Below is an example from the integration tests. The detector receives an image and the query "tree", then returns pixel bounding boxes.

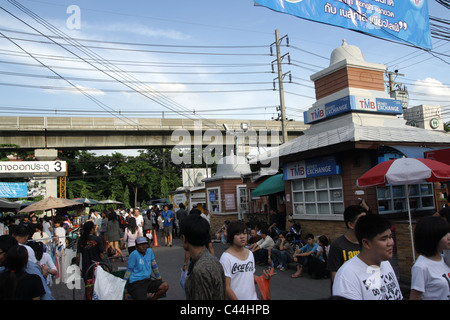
[123,185,131,208]
[112,155,160,207]
[59,147,184,205]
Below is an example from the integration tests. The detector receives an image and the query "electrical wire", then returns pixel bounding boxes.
[0,27,270,50]
[0,30,141,128]
[2,34,272,56]
[2,1,219,128]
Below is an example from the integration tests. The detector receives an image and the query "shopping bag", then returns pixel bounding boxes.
[180,267,188,289]
[255,267,275,300]
[93,266,127,300]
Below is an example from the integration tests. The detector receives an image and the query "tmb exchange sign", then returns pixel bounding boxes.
[0,161,67,178]
[254,0,432,50]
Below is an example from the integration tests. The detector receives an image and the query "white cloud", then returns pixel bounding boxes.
[83,21,191,41]
[68,84,105,96]
[412,77,450,99]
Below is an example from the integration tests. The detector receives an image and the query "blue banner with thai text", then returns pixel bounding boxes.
[254,0,432,50]
[0,182,27,198]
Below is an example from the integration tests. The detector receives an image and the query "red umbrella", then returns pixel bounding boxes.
[357,158,450,187]
[357,157,450,261]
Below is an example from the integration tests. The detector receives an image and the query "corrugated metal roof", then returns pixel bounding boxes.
[252,116,450,163]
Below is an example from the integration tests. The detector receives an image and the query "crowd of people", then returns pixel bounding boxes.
[0,196,449,300]
[0,212,73,300]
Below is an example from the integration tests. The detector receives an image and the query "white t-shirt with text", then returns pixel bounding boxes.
[332,256,403,300]
[220,250,258,300]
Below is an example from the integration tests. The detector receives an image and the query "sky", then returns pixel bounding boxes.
[0,0,449,129]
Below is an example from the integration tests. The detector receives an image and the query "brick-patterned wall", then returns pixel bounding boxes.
[390,220,416,282]
[209,212,238,240]
[205,178,245,214]
[341,149,379,210]
[288,219,415,284]
[314,67,385,100]
[282,150,416,284]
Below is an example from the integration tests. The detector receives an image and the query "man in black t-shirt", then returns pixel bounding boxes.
[327,204,367,284]
[189,204,202,215]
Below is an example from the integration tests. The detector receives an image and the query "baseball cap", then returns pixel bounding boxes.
[135,236,149,245]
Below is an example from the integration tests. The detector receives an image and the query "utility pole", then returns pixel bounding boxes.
[386,69,408,110]
[386,70,404,94]
[273,29,289,144]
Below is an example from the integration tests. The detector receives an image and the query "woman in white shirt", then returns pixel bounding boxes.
[410,216,450,300]
[123,217,142,254]
[53,218,66,249]
[32,223,49,244]
[219,220,273,300]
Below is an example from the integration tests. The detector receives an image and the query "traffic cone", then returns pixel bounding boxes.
[153,229,159,247]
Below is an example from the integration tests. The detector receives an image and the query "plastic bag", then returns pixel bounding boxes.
[255,267,275,300]
[93,266,127,300]
[180,266,188,289]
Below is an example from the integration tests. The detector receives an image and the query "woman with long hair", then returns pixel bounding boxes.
[76,220,105,280]
[0,244,45,300]
[123,217,142,254]
[107,210,123,258]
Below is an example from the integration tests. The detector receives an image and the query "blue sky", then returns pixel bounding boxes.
[0,0,449,124]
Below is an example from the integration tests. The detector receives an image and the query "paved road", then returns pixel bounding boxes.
[51,235,332,301]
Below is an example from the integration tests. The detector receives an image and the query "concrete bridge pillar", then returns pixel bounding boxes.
[34,149,58,199]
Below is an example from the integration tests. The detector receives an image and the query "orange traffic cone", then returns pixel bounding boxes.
[153,229,159,247]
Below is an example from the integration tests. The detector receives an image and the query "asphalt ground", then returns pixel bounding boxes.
[51,234,332,301]
[44,233,426,319]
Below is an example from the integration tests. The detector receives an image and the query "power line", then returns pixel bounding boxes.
[0,69,280,86]
[0,54,271,73]
[0,30,141,128]
[2,1,218,128]
[0,27,270,49]
[0,81,275,94]
[2,34,271,56]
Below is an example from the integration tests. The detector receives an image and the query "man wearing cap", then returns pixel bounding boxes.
[123,236,169,300]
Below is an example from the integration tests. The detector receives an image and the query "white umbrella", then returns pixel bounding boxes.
[99,199,123,204]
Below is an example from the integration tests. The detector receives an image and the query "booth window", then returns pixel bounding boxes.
[237,186,248,214]
[291,175,344,215]
[207,187,221,212]
[376,183,434,214]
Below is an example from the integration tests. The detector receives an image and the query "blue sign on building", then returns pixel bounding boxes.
[303,95,402,124]
[254,0,432,50]
[284,155,340,180]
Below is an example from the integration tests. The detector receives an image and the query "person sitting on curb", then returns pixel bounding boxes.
[251,228,275,266]
[291,234,318,278]
[269,231,293,271]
